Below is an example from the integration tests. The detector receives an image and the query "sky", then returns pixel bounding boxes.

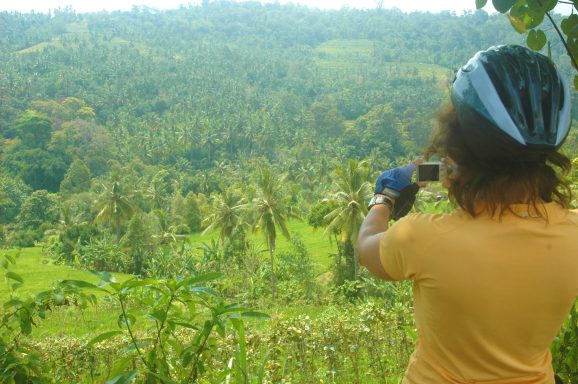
[0,0,497,15]
[1,0,573,16]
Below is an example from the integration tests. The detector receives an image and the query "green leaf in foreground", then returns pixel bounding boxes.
[561,14,578,37]
[5,254,16,265]
[476,0,488,9]
[5,271,23,284]
[492,0,516,13]
[229,311,270,320]
[105,371,138,384]
[60,279,100,289]
[87,330,123,347]
[527,29,547,51]
[507,14,526,33]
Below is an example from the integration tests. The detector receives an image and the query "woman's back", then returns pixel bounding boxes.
[380,203,578,383]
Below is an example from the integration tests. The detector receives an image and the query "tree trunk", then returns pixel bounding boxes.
[269,244,276,300]
[114,217,121,243]
[352,241,359,280]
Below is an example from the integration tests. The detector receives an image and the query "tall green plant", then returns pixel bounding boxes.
[245,167,295,300]
[94,178,137,243]
[324,159,373,281]
[551,302,578,383]
[80,271,268,383]
[0,250,96,383]
[202,188,247,243]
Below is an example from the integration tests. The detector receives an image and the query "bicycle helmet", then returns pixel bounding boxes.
[451,45,571,160]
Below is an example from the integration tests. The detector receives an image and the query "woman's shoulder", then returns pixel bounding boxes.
[394,210,467,234]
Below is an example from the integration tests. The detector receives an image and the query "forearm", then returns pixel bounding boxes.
[357,204,393,280]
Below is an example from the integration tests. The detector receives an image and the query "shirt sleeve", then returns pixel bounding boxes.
[379,214,421,281]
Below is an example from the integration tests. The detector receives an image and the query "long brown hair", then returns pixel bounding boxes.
[424,103,573,218]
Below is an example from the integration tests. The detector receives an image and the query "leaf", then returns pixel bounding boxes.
[20,317,32,335]
[5,254,16,265]
[87,330,123,347]
[146,372,178,384]
[543,0,557,12]
[182,272,223,287]
[97,271,117,283]
[171,321,200,330]
[573,75,578,91]
[3,299,23,309]
[118,313,137,328]
[528,0,557,12]
[53,292,65,305]
[144,309,167,323]
[124,339,152,353]
[122,278,157,290]
[527,29,547,51]
[508,14,527,33]
[256,350,271,384]
[240,311,270,320]
[492,0,516,13]
[219,303,247,314]
[189,286,218,297]
[215,319,226,337]
[5,271,23,284]
[11,282,22,290]
[60,279,100,289]
[561,14,578,37]
[105,371,138,384]
[476,0,488,9]
[108,356,134,380]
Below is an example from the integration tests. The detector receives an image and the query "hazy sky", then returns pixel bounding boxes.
[2,0,573,16]
[0,0,494,14]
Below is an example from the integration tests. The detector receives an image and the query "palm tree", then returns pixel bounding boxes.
[324,159,373,281]
[94,178,137,243]
[245,166,294,299]
[202,188,246,242]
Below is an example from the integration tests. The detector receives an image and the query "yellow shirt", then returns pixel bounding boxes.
[380,203,578,384]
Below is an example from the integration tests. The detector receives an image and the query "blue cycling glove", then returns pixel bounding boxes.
[375,163,416,198]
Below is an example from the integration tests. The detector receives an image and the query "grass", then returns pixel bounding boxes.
[0,221,337,339]
[0,247,135,338]
[190,220,337,274]
[0,247,126,298]
[314,38,450,79]
[16,38,64,55]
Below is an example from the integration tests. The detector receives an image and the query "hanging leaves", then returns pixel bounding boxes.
[527,29,547,51]
[492,0,516,13]
[507,14,527,33]
[476,0,488,9]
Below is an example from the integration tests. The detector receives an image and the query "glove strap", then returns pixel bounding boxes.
[368,193,395,211]
[382,187,400,200]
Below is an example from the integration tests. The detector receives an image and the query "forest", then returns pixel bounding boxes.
[0,1,577,383]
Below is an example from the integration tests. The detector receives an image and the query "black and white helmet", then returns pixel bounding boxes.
[451,45,571,160]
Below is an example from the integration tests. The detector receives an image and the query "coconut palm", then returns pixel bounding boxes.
[202,188,247,242]
[324,159,373,281]
[94,178,137,242]
[246,166,294,300]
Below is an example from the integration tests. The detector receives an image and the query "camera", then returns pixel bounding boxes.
[417,162,443,182]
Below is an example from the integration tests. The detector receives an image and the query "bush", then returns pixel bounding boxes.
[276,234,321,304]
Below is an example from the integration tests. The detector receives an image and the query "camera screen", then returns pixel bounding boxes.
[417,163,440,182]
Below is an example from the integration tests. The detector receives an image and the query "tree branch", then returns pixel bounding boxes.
[545,11,578,71]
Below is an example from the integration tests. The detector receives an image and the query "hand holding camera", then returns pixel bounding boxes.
[373,160,452,219]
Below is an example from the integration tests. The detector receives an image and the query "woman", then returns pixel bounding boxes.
[358,45,578,383]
